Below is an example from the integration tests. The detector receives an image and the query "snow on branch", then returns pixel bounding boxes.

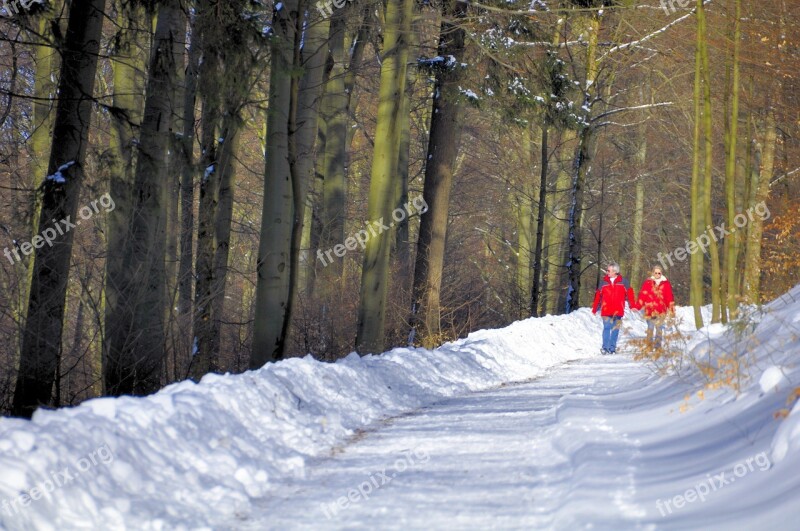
[591,102,674,124]
[770,166,800,188]
[600,0,712,61]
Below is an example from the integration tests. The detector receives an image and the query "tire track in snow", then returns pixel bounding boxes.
[240,356,656,530]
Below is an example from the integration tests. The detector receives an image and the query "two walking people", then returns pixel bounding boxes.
[591,262,675,354]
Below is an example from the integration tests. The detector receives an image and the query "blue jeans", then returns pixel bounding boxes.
[646,316,666,348]
[602,316,622,352]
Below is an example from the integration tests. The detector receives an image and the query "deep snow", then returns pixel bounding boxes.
[1,287,799,530]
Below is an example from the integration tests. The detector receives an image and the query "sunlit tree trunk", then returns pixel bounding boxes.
[294,11,330,295]
[698,0,722,323]
[744,109,776,302]
[689,0,705,329]
[358,0,414,353]
[722,0,741,320]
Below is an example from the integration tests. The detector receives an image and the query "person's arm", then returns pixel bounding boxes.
[636,282,648,311]
[592,288,602,314]
[627,285,638,310]
[665,281,675,315]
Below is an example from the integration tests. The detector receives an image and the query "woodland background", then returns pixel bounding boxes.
[0,0,798,417]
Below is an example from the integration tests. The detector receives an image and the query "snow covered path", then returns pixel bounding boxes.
[244,349,796,531]
[241,357,672,530]
[2,290,799,530]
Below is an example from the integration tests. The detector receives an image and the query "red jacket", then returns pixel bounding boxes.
[638,277,675,318]
[592,275,637,317]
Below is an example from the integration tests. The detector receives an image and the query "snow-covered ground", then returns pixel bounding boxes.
[1,287,799,530]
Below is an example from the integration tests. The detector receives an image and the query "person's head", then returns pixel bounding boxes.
[652,266,664,278]
[606,262,620,277]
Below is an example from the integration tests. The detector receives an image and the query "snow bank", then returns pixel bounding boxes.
[3,283,799,530]
[0,309,600,530]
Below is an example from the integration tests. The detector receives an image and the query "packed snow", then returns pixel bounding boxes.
[1,286,799,529]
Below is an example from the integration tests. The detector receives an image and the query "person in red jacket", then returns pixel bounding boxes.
[637,265,675,349]
[592,262,638,355]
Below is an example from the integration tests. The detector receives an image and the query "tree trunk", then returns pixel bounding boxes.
[564,12,599,314]
[207,118,241,369]
[294,11,330,295]
[251,0,300,367]
[104,0,183,396]
[176,18,202,376]
[743,108,776,302]
[13,0,107,417]
[319,14,348,280]
[192,25,223,376]
[29,15,59,185]
[545,130,576,315]
[689,0,705,329]
[722,0,741,321]
[630,133,646,287]
[104,0,149,390]
[698,0,722,323]
[531,124,548,317]
[356,0,414,353]
[192,111,241,380]
[407,0,466,349]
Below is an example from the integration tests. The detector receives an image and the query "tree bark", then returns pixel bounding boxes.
[698,0,722,323]
[689,0,705,329]
[176,13,202,377]
[722,0,741,321]
[251,0,301,367]
[531,124,548,317]
[104,0,183,396]
[294,11,330,295]
[564,12,599,314]
[407,0,466,348]
[356,0,414,353]
[744,109,776,302]
[104,0,149,390]
[13,0,107,417]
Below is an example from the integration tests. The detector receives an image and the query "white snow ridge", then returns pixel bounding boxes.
[1,286,800,530]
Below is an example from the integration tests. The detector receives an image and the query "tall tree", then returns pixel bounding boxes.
[722,0,741,319]
[689,0,706,328]
[564,9,600,314]
[407,0,469,346]
[104,0,149,389]
[104,0,183,395]
[13,0,107,417]
[191,0,256,379]
[293,10,331,295]
[251,0,301,367]
[698,0,722,323]
[357,0,414,353]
